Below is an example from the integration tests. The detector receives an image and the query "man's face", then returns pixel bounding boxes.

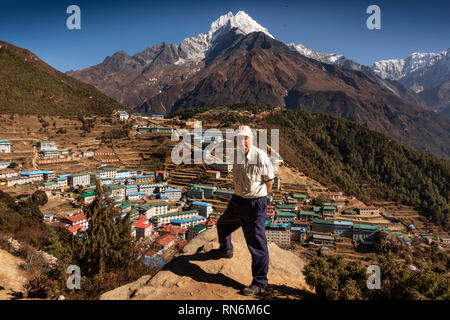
[236,135,253,154]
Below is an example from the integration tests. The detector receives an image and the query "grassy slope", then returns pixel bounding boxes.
[0,43,124,117]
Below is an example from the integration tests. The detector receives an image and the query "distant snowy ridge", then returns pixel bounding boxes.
[372,51,448,81]
[287,42,345,64]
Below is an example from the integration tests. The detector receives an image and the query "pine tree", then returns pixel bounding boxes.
[79,180,119,287]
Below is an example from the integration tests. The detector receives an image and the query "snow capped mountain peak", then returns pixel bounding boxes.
[208,11,273,38]
[208,10,274,40]
[177,11,273,63]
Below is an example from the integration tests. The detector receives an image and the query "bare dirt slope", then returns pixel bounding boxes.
[0,249,27,300]
[100,228,313,300]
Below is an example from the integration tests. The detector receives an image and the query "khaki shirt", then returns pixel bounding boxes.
[233,145,275,198]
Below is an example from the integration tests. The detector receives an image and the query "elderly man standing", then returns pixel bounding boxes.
[209,125,275,296]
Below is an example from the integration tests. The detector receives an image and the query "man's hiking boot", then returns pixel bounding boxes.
[241,284,266,296]
[208,248,233,259]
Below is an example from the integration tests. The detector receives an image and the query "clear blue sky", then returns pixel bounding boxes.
[0,0,449,72]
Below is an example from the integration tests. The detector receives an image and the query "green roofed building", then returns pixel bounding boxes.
[188,184,217,199]
[136,201,168,218]
[214,189,234,197]
[151,209,198,227]
[194,184,216,190]
[293,193,307,200]
[353,224,379,230]
[39,181,59,190]
[275,211,297,223]
[79,190,95,204]
[275,204,297,212]
[311,218,334,233]
[187,224,207,239]
[353,224,380,242]
[119,201,137,212]
[322,205,336,217]
[299,211,320,219]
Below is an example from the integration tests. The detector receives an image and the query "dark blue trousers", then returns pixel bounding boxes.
[217,194,269,288]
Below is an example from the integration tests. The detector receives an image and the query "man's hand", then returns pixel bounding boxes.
[265,179,274,194]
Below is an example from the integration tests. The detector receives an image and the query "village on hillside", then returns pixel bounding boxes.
[0,108,448,268]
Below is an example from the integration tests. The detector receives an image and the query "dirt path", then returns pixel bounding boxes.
[0,249,27,300]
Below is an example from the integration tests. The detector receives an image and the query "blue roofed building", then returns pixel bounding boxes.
[191,201,213,217]
[125,184,139,196]
[150,209,198,227]
[127,193,146,200]
[21,170,54,182]
[0,140,11,153]
[162,188,182,201]
[332,220,354,238]
[0,161,11,169]
[170,215,206,228]
[311,218,354,238]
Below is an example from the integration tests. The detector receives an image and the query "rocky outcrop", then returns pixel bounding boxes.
[100,228,312,300]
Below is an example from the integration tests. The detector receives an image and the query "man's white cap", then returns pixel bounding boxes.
[235,125,253,137]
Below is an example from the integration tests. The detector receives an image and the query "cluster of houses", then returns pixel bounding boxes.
[115,110,165,122]
[181,181,395,248]
[113,110,172,134]
[134,124,173,135]
[258,191,404,248]
[0,139,108,168]
[33,140,93,162]
[18,164,221,258]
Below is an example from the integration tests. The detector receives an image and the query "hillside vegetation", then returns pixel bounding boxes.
[0,41,123,117]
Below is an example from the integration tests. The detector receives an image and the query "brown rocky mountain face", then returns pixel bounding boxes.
[68,43,204,110]
[69,31,450,158]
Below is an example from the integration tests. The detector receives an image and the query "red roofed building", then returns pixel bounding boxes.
[327,192,343,200]
[134,216,153,239]
[60,213,88,231]
[333,199,346,208]
[346,199,359,205]
[67,224,83,235]
[159,224,188,240]
[205,170,221,179]
[267,205,275,219]
[177,240,188,249]
[155,170,169,180]
[153,234,176,252]
[357,206,379,215]
[39,188,52,197]
[205,217,218,228]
